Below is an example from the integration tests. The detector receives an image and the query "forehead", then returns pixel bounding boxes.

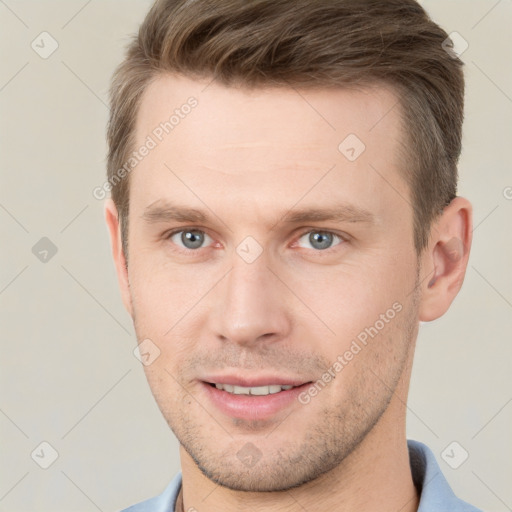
[130,73,409,225]
[135,73,404,155]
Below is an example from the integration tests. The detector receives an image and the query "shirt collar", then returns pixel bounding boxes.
[408,439,482,511]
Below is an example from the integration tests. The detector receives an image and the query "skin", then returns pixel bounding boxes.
[106,73,472,512]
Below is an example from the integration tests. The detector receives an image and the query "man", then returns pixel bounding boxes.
[104,1,482,510]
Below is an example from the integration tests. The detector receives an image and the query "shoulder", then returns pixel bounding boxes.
[120,473,182,512]
[408,439,484,512]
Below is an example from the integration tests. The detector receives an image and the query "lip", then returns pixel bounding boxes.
[200,377,312,421]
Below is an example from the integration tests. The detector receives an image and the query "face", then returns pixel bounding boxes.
[120,74,422,491]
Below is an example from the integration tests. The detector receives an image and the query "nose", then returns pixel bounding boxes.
[210,251,292,347]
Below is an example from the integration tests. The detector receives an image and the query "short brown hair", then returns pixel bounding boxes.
[107,0,464,257]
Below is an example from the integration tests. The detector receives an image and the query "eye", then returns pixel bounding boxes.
[296,230,344,251]
[165,228,345,253]
[167,229,214,250]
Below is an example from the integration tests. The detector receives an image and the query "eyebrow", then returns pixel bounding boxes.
[141,200,376,226]
[281,205,375,225]
[142,202,209,224]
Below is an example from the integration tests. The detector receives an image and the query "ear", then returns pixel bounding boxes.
[418,196,473,322]
[104,199,133,317]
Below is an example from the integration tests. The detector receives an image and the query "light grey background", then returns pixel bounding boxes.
[0,1,511,511]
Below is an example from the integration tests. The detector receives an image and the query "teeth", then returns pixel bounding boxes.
[213,383,294,395]
[233,385,250,395]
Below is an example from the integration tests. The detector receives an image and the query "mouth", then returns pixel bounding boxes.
[200,377,312,421]
[208,382,295,396]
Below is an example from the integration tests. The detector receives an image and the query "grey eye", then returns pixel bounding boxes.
[297,231,342,251]
[170,230,212,250]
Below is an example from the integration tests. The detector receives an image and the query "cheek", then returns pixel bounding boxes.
[142,363,188,423]
[128,234,416,353]
[309,297,414,413]
[129,257,207,332]
[293,258,412,346]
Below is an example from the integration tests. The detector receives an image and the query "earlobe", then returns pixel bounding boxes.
[418,197,473,322]
[104,199,133,317]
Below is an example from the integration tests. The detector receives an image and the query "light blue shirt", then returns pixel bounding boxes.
[121,439,483,511]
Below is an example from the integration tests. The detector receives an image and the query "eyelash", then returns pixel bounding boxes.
[163,227,347,254]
